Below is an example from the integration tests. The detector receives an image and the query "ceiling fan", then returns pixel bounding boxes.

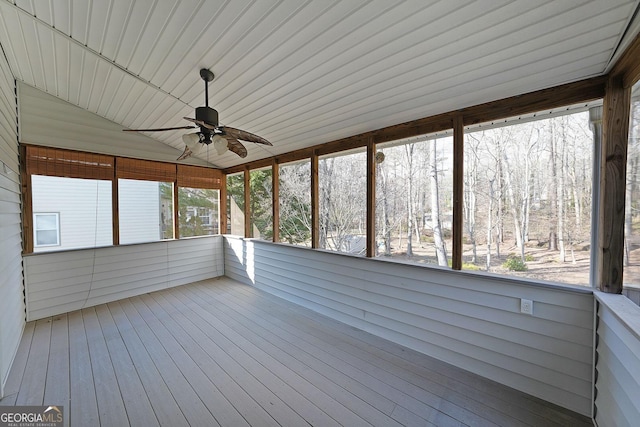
[123,68,272,160]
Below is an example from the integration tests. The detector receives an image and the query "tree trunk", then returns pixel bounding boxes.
[549,122,558,251]
[486,179,495,271]
[431,139,448,266]
[501,150,524,259]
[405,144,414,257]
[558,119,566,262]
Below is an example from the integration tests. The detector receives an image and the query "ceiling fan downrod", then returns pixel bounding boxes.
[200,68,214,108]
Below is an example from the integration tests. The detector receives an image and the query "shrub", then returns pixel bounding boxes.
[502,255,527,271]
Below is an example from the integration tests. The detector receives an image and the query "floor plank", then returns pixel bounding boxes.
[1,277,593,427]
[43,314,70,427]
[0,321,34,406]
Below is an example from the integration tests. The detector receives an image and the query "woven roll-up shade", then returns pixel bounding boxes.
[177,165,223,189]
[116,157,176,182]
[25,145,114,180]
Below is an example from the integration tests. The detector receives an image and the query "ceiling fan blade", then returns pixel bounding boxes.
[184,116,216,130]
[221,126,272,145]
[123,125,196,132]
[176,145,193,161]
[224,137,248,158]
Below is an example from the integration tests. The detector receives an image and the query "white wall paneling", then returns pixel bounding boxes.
[224,236,595,416]
[0,48,24,399]
[24,235,224,321]
[594,292,640,427]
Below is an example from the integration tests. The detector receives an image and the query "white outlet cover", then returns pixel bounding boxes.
[521,299,533,315]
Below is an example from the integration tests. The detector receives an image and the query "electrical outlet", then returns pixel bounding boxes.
[521,299,533,315]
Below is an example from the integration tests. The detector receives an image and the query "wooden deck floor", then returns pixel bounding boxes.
[1,277,592,426]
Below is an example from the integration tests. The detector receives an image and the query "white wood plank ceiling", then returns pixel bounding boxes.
[0,0,639,168]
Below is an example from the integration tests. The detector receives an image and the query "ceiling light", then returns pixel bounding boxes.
[182,133,200,150]
[212,134,228,155]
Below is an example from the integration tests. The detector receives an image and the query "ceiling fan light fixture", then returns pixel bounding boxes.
[182,132,200,149]
[212,134,228,155]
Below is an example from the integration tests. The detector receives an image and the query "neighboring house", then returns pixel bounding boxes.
[31,175,112,252]
[32,176,168,251]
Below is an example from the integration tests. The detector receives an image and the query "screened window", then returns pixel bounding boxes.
[376,135,453,266]
[279,160,311,246]
[178,188,220,237]
[227,173,245,235]
[31,175,113,252]
[34,213,60,247]
[118,179,174,244]
[319,150,366,254]
[250,168,273,240]
[463,108,596,285]
[624,81,640,287]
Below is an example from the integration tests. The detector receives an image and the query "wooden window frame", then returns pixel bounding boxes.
[22,146,224,253]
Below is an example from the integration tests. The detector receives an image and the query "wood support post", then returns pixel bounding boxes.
[220,173,227,234]
[452,115,464,270]
[366,138,376,257]
[598,75,631,293]
[244,167,251,238]
[272,160,280,242]
[311,151,319,248]
[19,144,33,253]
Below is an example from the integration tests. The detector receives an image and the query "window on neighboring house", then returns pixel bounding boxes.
[463,106,598,286]
[319,149,367,254]
[34,212,60,247]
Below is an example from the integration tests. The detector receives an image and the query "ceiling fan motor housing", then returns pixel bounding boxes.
[195,106,219,127]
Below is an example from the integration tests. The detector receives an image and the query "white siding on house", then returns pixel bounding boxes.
[594,293,640,427]
[118,179,165,244]
[224,236,595,416]
[0,49,23,398]
[31,175,112,252]
[24,236,224,320]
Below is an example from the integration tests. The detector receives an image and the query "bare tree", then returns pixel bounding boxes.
[431,138,448,266]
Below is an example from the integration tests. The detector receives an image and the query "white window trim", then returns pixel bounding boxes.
[34,212,61,247]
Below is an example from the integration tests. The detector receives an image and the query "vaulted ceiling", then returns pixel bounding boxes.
[1,0,639,169]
